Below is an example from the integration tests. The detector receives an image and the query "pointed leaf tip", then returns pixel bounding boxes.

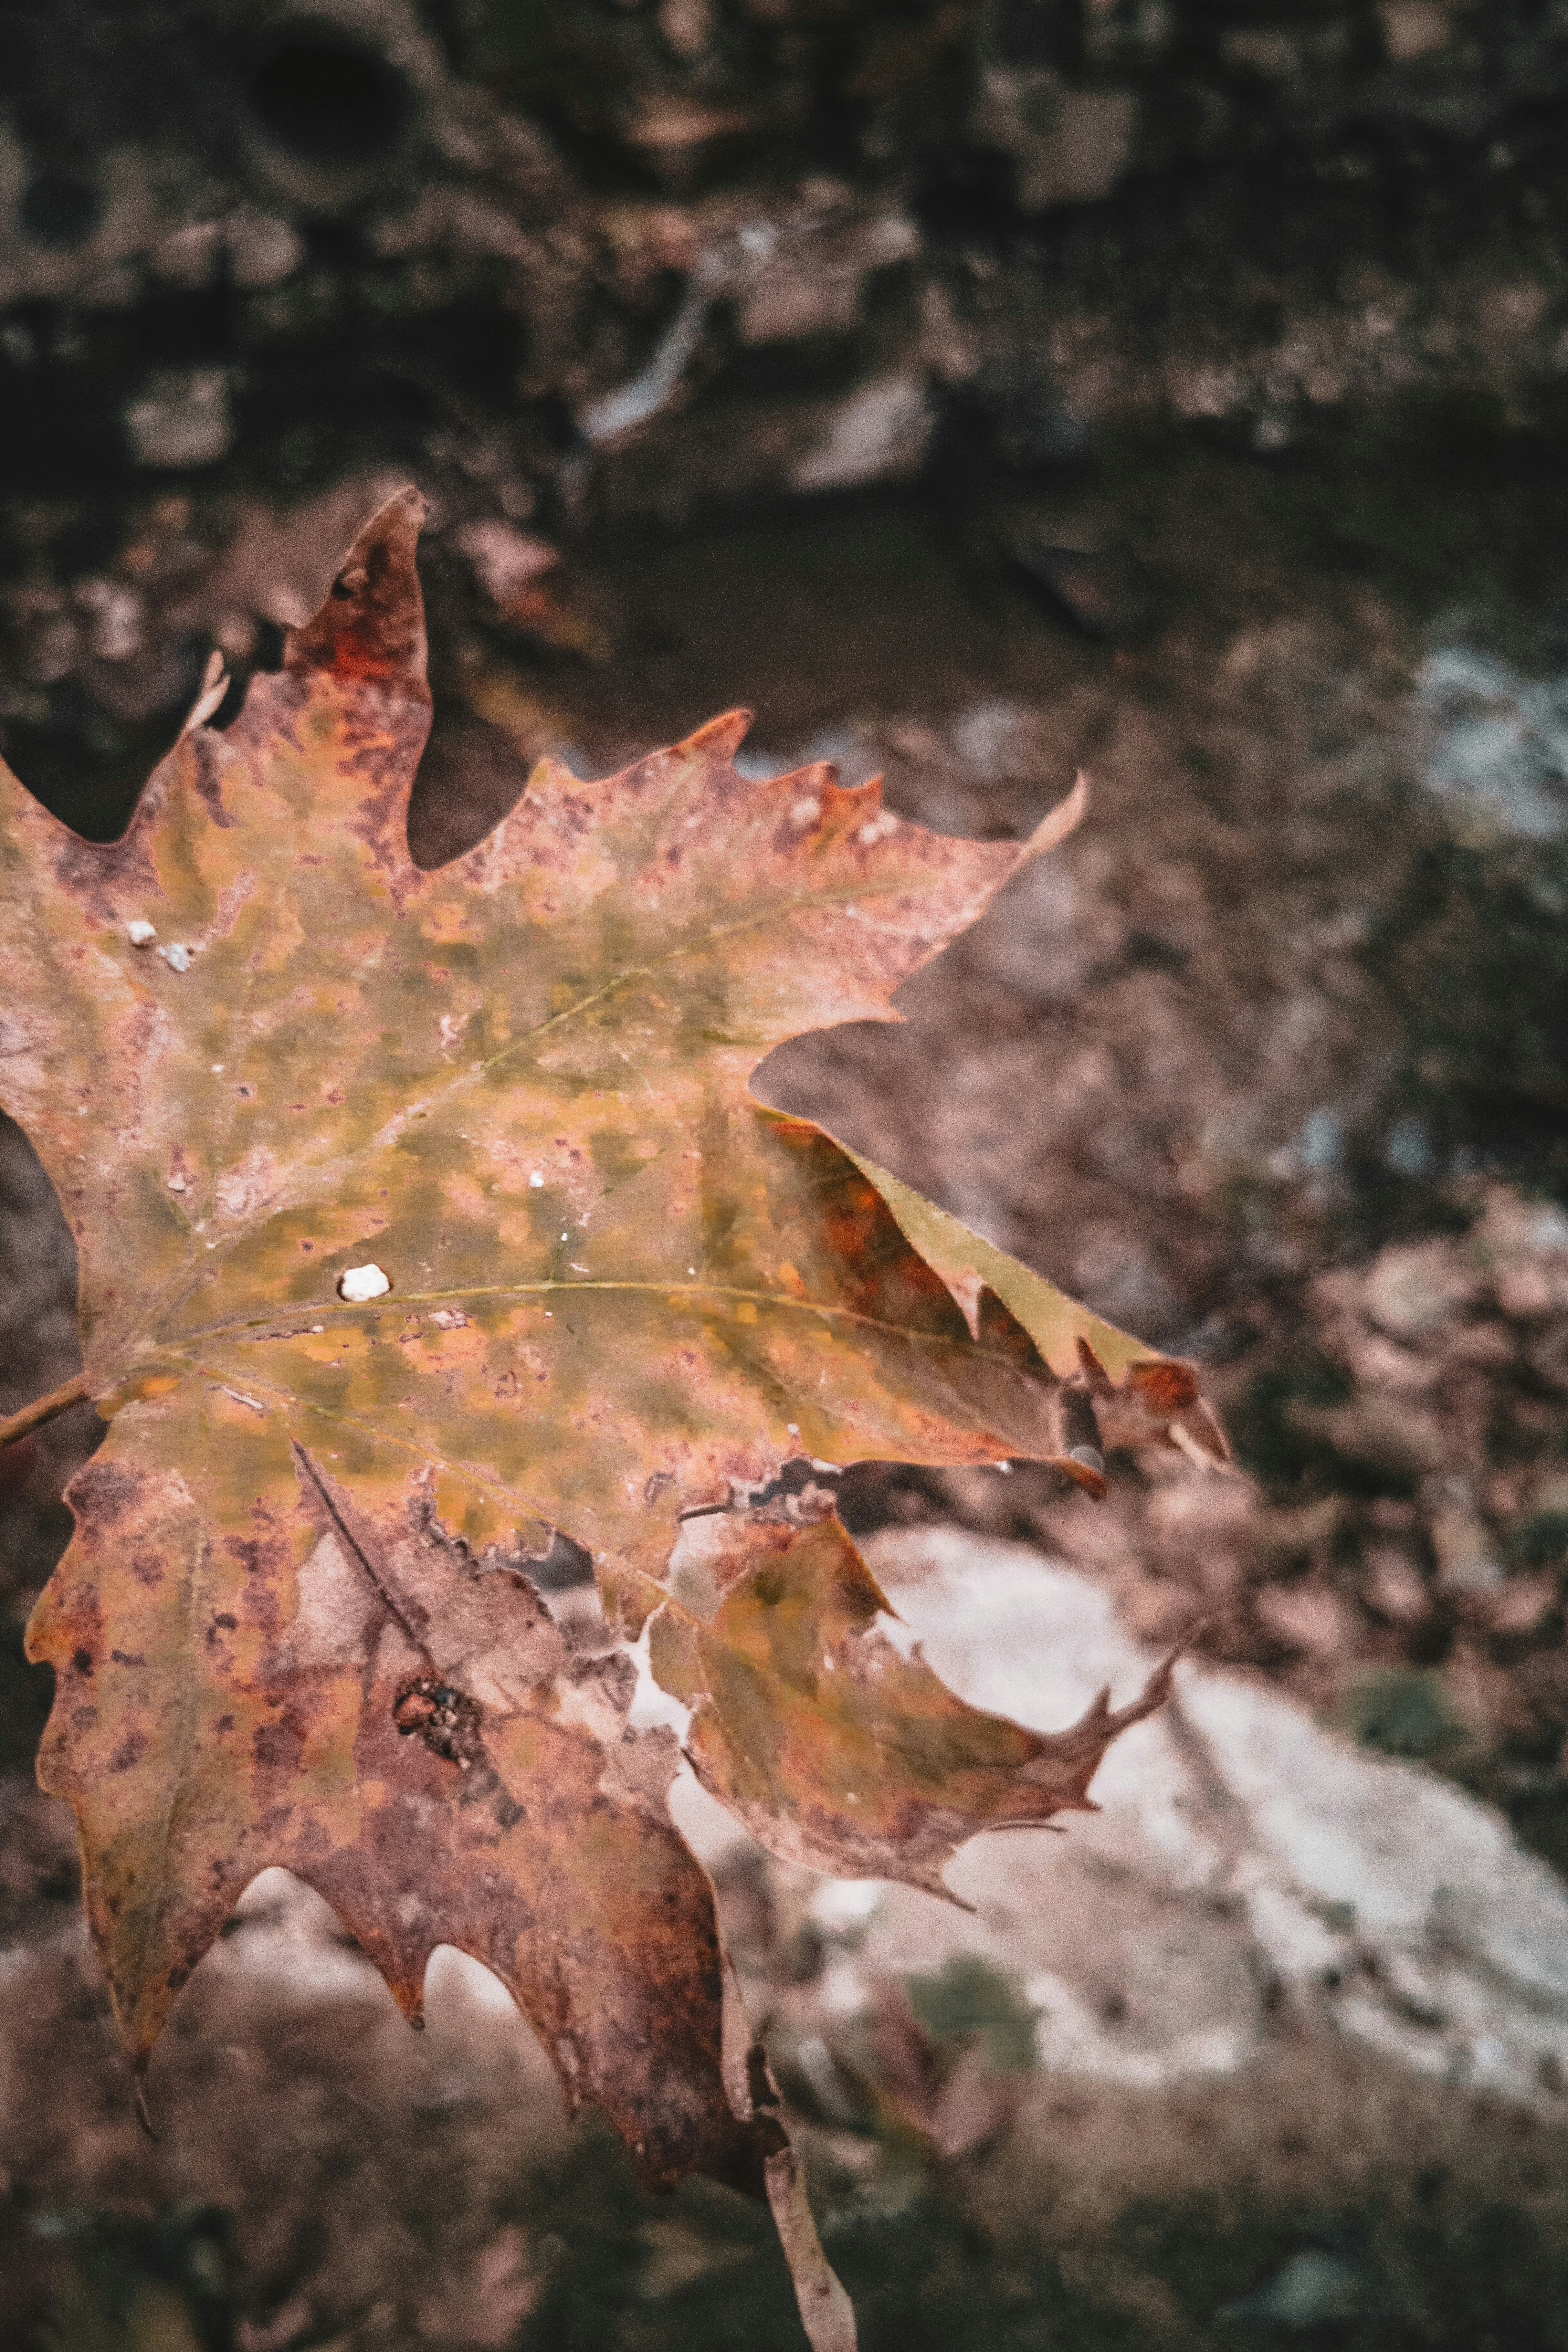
[686,708,754,761]
[286,485,431,695]
[1023,768,1089,861]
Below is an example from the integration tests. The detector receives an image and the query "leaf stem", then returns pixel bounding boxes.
[0,1371,92,1450]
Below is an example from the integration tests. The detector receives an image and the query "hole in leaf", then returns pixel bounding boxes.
[523,1529,594,1592]
[393,1676,482,1765]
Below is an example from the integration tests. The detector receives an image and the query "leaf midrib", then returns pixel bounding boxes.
[107,860,966,1384]
[165,1276,1024,1362]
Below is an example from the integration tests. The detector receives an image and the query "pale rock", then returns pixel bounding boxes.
[971,66,1138,213]
[621,91,753,158]
[149,221,222,290]
[1253,1580,1353,1656]
[457,519,559,609]
[658,0,713,59]
[1224,2248,1363,2326]
[1482,1574,1558,1638]
[1361,1237,1482,1338]
[1378,0,1454,60]
[677,1528,1568,2112]
[736,209,918,347]
[124,367,233,469]
[1429,1503,1505,1595]
[1364,1546,1433,1627]
[74,580,143,663]
[791,372,932,492]
[226,206,304,289]
[1416,646,1568,843]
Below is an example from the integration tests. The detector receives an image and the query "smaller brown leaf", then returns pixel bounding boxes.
[651,1514,1173,1895]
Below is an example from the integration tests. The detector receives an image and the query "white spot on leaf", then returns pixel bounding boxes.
[214,1147,279,1222]
[159,943,194,972]
[338,1263,391,1302]
[529,1170,544,1186]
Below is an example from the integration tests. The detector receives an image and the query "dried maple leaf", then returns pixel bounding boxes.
[0,490,1222,2346]
[652,1513,1173,1892]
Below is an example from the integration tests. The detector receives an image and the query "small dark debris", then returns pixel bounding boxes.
[393,1676,483,1767]
[1003,538,1156,642]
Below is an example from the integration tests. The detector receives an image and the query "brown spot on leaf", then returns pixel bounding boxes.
[253,1715,306,1776]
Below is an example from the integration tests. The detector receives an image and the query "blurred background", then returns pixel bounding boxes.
[4,0,1568,2345]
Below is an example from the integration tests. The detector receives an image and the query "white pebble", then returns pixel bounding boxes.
[159,943,194,973]
[126,919,157,946]
[529,1171,543,1187]
[338,1263,391,1302]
